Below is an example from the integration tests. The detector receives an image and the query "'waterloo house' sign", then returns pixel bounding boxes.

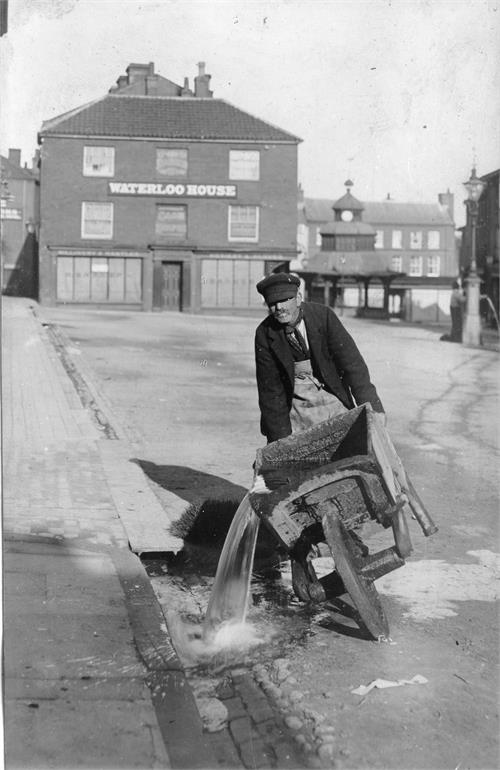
[108,182,237,198]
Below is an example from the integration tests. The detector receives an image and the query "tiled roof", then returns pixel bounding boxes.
[304,250,403,276]
[0,155,37,181]
[305,197,454,226]
[332,190,364,211]
[39,95,301,143]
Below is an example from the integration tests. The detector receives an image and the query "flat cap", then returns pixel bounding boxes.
[256,272,300,304]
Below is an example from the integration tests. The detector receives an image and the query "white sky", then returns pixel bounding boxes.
[1,0,499,226]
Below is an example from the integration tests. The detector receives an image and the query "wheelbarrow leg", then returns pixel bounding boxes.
[321,507,390,639]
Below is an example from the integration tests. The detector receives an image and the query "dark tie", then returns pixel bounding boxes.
[285,313,309,359]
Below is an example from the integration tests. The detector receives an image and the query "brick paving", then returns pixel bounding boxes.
[1,297,214,769]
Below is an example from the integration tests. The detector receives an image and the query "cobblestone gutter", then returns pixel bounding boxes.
[42,321,119,440]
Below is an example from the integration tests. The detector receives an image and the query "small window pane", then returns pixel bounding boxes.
[392,230,402,249]
[83,146,115,177]
[228,205,258,241]
[156,149,188,176]
[229,150,260,180]
[81,202,113,239]
[316,227,322,247]
[427,255,440,276]
[410,255,423,276]
[410,231,422,249]
[375,230,384,248]
[391,255,402,272]
[156,205,187,238]
[428,230,440,249]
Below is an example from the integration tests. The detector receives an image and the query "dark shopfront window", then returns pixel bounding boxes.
[56,256,142,303]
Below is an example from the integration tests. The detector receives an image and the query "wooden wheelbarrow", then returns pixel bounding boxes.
[249,403,438,639]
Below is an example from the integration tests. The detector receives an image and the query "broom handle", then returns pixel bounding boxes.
[406,478,438,537]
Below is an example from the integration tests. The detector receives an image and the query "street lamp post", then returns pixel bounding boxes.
[462,167,486,347]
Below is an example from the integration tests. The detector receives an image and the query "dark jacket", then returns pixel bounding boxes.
[255,301,384,442]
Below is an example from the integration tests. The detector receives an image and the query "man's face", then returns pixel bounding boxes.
[267,293,301,325]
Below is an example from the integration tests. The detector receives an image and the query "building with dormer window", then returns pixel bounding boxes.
[37,62,301,311]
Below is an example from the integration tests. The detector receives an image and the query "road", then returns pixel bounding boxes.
[41,305,499,770]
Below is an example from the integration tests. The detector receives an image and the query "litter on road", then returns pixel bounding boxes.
[351,674,428,696]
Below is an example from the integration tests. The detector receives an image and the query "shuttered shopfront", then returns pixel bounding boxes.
[56,250,145,304]
[200,255,287,309]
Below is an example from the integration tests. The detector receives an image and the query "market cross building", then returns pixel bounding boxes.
[298,182,457,323]
[37,62,301,311]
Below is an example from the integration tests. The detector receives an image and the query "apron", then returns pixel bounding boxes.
[289,359,348,434]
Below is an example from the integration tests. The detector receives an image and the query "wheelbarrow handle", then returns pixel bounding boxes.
[406,478,438,537]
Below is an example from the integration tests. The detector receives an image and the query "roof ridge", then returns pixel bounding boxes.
[106,93,222,101]
[306,196,446,208]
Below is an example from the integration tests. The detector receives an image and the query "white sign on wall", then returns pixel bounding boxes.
[108,182,237,198]
[0,203,22,220]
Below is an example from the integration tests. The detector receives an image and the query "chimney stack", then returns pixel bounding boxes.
[8,148,21,167]
[438,190,454,221]
[126,62,155,85]
[115,75,128,90]
[181,77,193,96]
[32,149,40,172]
[194,61,213,98]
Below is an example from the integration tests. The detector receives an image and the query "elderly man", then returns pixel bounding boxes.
[255,272,385,444]
[254,273,387,603]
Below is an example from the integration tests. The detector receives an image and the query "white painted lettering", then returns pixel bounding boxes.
[108,181,238,196]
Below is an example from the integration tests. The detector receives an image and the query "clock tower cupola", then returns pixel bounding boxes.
[320,180,376,251]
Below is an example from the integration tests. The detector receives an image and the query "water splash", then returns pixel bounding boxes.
[203,493,260,635]
[166,611,270,668]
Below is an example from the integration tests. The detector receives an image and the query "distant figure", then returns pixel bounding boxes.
[441,281,466,343]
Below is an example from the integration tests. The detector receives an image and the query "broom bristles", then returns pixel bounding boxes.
[169,498,242,540]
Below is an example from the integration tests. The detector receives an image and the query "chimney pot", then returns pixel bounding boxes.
[8,148,21,167]
[194,62,212,98]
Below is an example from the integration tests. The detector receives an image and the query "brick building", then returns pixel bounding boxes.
[459,168,499,327]
[298,182,457,323]
[37,62,301,312]
[1,149,39,298]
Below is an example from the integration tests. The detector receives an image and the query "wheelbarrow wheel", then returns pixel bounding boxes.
[322,511,390,639]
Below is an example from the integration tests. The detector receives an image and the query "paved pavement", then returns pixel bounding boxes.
[1,297,221,769]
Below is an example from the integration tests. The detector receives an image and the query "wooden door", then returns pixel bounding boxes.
[159,262,182,311]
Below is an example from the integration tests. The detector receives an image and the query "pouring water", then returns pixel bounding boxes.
[203,493,260,639]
